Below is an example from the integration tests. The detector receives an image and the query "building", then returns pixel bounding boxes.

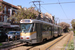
[0,0,19,23]
[17,5,22,9]
[40,12,55,23]
[45,12,53,20]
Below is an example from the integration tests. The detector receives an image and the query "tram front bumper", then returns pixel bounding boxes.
[20,39,31,42]
[20,39,37,44]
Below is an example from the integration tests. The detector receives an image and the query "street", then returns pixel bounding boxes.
[6,31,73,50]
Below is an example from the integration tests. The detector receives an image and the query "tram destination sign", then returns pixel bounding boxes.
[25,20,30,22]
[20,19,31,23]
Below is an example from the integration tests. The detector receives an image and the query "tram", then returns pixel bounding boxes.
[20,19,62,44]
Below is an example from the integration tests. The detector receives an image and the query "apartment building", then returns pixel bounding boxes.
[0,0,19,23]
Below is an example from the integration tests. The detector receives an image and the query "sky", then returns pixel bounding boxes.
[3,0,75,27]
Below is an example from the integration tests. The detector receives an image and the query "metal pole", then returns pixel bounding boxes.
[39,1,41,20]
[39,1,40,12]
[59,19,60,25]
[31,1,41,20]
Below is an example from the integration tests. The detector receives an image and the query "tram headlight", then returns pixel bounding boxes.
[21,37,23,39]
[26,37,29,39]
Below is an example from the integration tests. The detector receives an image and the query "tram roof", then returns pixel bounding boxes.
[54,24,61,28]
[20,19,61,27]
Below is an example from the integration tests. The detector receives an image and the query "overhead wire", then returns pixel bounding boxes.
[58,0,68,19]
[31,2,51,14]
[35,1,74,19]
[38,1,75,5]
[41,5,51,14]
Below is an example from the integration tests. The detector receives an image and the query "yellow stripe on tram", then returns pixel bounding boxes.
[20,31,36,36]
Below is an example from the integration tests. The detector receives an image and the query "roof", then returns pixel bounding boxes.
[20,19,53,26]
[20,19,61,27]
[1,1,19,9]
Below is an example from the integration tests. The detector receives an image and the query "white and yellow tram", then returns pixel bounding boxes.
[20,19,62,44]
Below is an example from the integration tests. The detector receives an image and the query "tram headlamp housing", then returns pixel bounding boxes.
[26,37,29,39]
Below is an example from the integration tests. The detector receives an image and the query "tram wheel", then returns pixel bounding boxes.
[27,42,32,45]
[43,39,47,42]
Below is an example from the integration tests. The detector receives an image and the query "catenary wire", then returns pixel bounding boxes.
[41,5,51,14]
[38,1,75,5]
[58,0,68,19]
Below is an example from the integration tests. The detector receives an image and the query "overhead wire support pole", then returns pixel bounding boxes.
[32,1,39,12]
[30,1,41,20]
[39,1,41,13]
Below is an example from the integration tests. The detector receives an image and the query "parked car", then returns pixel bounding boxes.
[0,29,8,42]
[7,31,20,40]
[15,31,21,39]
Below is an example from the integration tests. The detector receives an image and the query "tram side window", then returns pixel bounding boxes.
[42,24,51,31]
[42,24,47,31]
[47,25,51,31]
[49,26,52,31]
[60,28,63,33]
[54,27,58,31]
[30,24,34,32]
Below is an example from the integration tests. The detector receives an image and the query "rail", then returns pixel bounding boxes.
[0,33,70,50]
[45,33,67,50]
[65,32,72,50]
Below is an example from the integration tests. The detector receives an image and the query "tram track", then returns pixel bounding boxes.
[65,32,73,50]
[45,33,68,50]
[0,40,24,50]
[0,33,70,50]
[11,33,68,50]
[30,33,69,50]
[0,40,38,50]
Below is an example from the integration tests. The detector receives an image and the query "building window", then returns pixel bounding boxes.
[0,16,1,22]
[8,9,10,14]
[0,5,3,13]
[1,16,2,22]
[0,5,2,10]
[15,11,17,14]
[4,6,6,14]
[0,16,2,22]
[10,8,12,16]
[4,15,7,22]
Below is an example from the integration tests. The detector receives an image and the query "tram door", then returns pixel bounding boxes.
[36,23,42,42]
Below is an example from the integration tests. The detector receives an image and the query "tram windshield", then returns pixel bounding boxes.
[21,24,33,33]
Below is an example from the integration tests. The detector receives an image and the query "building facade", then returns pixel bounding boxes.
[40,12,55,24]
[0,0,19,22]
